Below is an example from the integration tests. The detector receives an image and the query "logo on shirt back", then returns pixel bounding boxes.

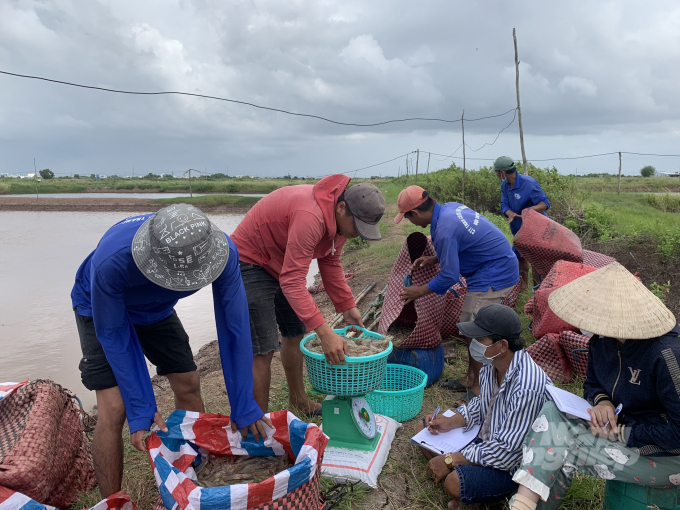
[628,367,642,385]
[514,193,522,200]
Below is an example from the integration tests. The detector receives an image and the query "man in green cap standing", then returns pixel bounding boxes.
[494,156,549,289]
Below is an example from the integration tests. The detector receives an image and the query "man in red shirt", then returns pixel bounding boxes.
[231,175,385,414]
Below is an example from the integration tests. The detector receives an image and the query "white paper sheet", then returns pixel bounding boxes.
[546,385,592,421]
[410,410,481,455]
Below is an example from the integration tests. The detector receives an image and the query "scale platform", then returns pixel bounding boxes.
[322,396,381,451]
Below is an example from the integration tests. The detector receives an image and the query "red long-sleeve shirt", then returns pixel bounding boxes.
[231,175,356,331]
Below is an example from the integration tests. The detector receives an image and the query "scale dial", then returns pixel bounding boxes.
[350,398,376,439]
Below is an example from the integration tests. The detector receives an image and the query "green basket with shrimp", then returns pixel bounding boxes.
[365,364,427,422]
[300,326,393,396]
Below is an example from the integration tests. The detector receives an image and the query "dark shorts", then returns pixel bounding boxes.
[512,244,522,259]
[239,262,307,356]
[76,310,197,391]
[454,454,518,505]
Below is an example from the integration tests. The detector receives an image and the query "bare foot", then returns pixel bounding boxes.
[448,499,461,509]
[288,396,322,415]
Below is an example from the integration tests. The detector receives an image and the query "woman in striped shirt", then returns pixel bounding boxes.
[416,304,551,509]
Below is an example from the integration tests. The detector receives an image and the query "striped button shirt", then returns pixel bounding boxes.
[458,349,551,471]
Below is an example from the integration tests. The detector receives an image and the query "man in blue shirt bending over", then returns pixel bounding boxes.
[396,186,519,403]
[494,156,550,290]
[71,204,271,498]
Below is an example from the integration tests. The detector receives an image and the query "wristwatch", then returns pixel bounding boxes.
[444,453,453,470]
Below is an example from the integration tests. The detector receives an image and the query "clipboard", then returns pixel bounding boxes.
[410,410,480,455]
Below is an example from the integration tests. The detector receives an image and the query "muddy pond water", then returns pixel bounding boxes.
[0,210,317,409]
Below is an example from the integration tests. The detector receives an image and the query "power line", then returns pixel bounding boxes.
[0,70,517,128]
[308,151,415,179]
[464,108,517,152]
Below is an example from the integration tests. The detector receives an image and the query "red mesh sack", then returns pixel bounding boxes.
[525,297,536,316]
[501,282,523,309]
[526,334,572,384]
[582,249,617,268]
[0,379,96,508]
[529,261,599,338]
[558,331,590,379]
[439,279,468,340]
[514,209,582,277]
[380,232,451,349]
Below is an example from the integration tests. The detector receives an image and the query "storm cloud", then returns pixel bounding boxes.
[1,0,678,177]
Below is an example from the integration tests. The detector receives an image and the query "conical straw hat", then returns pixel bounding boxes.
[548,262,676,339]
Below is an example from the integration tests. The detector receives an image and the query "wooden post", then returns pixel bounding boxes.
[33,158,38,200]
[426,152,431,186]
[405,156,409,185]
[461,110,466,204]
[415,149,420,184]
[188,168,193,197]
[513,28,528,175]
[617,152,622,194]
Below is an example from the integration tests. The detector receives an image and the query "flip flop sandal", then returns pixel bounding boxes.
[439,378,469,392]
[455,389,478,406]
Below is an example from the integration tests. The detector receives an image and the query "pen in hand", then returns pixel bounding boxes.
[428,406,441,432]
[604,404,623,430]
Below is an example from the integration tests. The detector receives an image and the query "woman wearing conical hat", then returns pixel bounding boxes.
[509,263,680,510]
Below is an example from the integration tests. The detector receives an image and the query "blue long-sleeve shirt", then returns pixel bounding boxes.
[500,174,550,235]
[71,214,263,434]
[427,202,519,294]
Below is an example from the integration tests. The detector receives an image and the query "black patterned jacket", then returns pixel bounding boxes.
[583,324,680,455]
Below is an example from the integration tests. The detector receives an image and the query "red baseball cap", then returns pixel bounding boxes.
[394,185,433,224]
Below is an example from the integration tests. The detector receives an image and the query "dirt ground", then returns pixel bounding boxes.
[585,237,680,317]
[148,257,469,510]
[0,196,252,214]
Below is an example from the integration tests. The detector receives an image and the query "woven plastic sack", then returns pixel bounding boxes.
[146,409,327,510]
[529,261,599,338]
[581,249,617,269]
[526,334,572,384]
[0,487,135,510]
[500,282,523,309]
[380,232,467,349]
[0,380,96,509]
[514,209,582,278]
[558,331,590,379]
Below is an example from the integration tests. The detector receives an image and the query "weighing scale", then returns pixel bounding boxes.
[302,326,392,451]
[321,395,380,451]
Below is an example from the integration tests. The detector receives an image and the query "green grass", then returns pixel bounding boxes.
[153,194,262,207]
[575,176,680,193]
[586,192,680,238]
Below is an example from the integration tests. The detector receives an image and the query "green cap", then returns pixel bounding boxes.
[493,156,516,173]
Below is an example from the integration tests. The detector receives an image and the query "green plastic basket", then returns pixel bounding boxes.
[300,326,393,396]
[366,364,427,422]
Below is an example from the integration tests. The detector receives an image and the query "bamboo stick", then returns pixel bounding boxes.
[329,282,377,328]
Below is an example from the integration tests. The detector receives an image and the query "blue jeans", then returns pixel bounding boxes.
[454,440,518,504]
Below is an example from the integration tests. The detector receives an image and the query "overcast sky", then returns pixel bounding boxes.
[1,0,679,178]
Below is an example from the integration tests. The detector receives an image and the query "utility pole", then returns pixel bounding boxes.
[461,110,466,204]
[415,149,420,184]
[513,28,528,175]
[617,152,622,195]
[188,168,194,197]
[426,152,431,187]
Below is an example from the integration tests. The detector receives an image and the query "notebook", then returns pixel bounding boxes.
[410,410,481,455]
[546,385,592,421]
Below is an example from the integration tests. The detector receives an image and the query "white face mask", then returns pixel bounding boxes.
[469,338,501,365]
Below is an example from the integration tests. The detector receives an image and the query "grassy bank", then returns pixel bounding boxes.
[153,194,262,208]
[0,176,394,195]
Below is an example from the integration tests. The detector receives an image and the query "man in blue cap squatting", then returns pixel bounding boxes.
[71,204,271,498]
[494,156,549,290]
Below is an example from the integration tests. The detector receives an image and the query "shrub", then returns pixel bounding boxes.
[39,169,55,179]
[644,194,680,213]
[640,165,656,178]
[658,229,680,258]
